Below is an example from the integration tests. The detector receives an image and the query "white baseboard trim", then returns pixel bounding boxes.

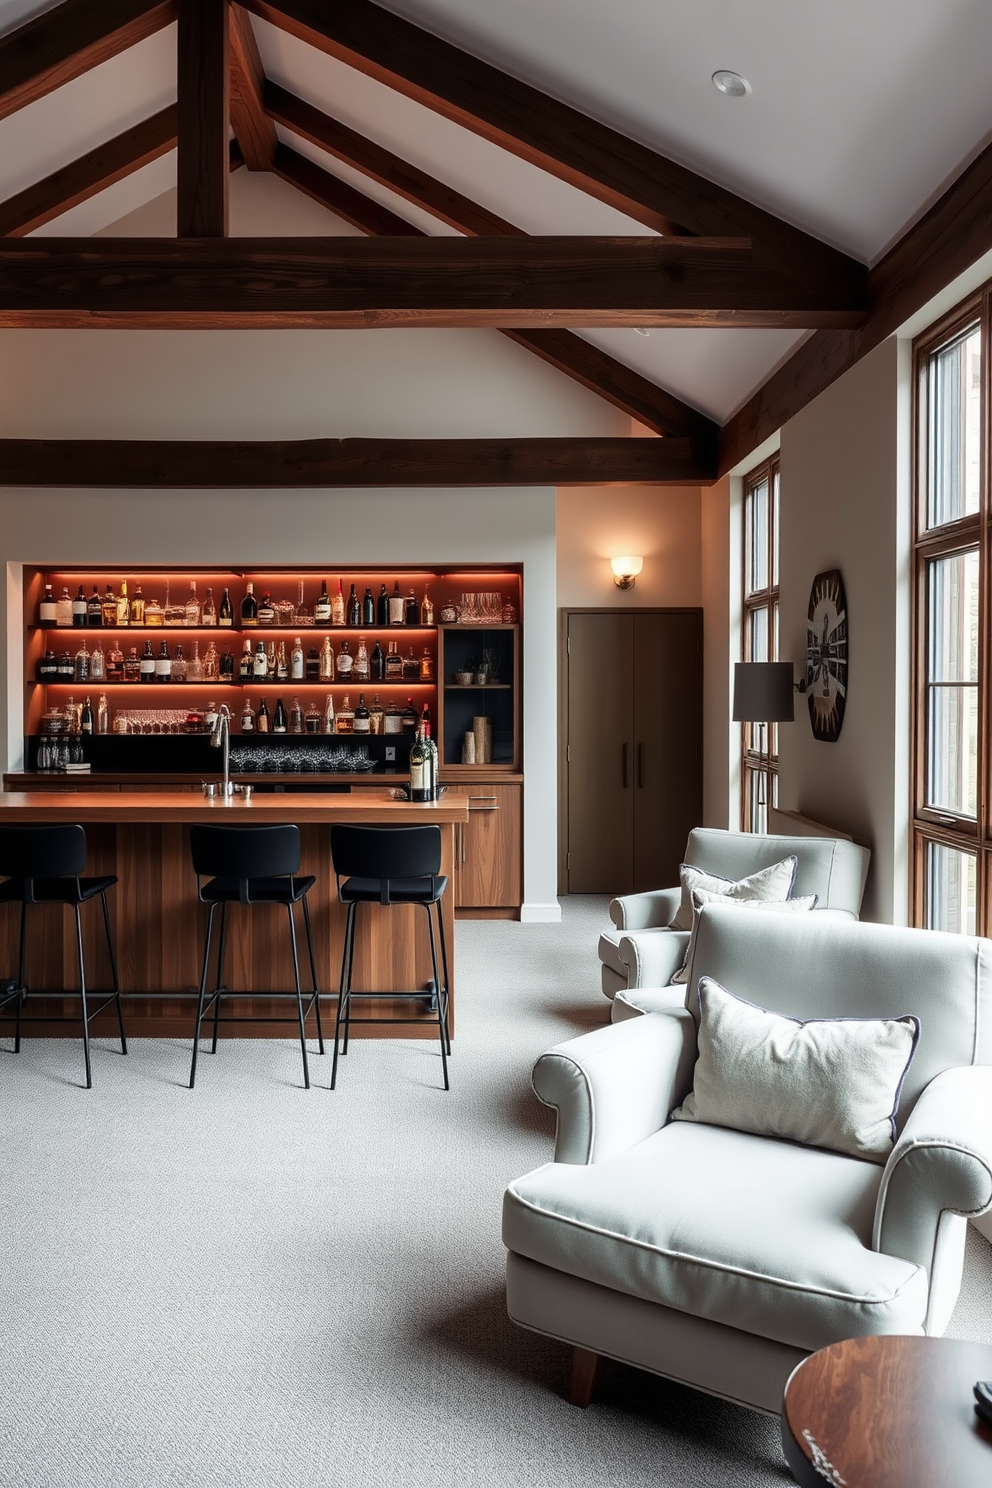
[519,902,563,923]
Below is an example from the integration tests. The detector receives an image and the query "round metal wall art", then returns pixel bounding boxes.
[805,569,848,742]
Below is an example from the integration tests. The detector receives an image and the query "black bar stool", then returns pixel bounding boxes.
[329,824,450,1090]
[189,824,323,1089]
[0,823,126,1089]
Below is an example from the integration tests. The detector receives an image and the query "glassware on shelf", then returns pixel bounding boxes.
[164,580,185,627]
[187,640,203,682]
[184,582,201,627]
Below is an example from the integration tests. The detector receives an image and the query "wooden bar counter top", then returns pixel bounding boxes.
[0,789,469,1040]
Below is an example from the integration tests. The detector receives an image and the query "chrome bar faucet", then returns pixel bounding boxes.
[209,703,234,797]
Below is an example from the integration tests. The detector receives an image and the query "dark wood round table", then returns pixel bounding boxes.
[782,1335,992,1488]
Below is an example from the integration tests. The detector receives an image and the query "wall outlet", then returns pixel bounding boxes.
[385,746,396,761]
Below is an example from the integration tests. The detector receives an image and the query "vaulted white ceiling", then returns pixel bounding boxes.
[3,0,991,425]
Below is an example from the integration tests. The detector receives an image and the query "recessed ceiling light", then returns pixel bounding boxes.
[712,70,751,97]
[633,327,650,337]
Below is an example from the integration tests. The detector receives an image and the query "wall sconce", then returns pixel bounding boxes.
[611,556,643,590]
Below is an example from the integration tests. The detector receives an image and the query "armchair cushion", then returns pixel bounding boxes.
[670,887,817,983]
[670,854,798,930]
[673,976,920,1161]
[503,1122,929,1353]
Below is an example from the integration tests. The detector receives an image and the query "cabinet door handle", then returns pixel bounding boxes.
[468,796,498,811]
[622,743,629,788]
[637,743,644,788]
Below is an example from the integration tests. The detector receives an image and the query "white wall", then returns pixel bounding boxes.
[700,473,735,829]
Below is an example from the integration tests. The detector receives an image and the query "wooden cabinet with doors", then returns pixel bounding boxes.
[443,779,521,915]
[561,608,703,895]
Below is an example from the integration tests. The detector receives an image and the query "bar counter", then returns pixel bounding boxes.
[0,790,469,1039]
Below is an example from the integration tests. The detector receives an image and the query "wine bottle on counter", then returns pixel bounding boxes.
[273,698,287,734]
[362,586,375,626]
[332,579,346,627]
[376,584,389,626]
[409,724,438,802]
[241,582,258,627]
[346,583,360,627]
[420,703,432,737]
[314,580,332,624]
[218,588,233,627]
[353,694,370,734]
[72,586,87,627]
[39,584,57,627]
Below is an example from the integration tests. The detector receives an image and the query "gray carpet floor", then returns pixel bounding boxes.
[3,895,991,1488]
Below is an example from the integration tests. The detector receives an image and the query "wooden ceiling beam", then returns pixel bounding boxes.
[0,105,177,236]
[272,142,420,236]
[176,0,229,236]
[229,3,277,169]
[243,0,865,296]
[0,0,175,123]
[0,237,866,329]
[0,436,711,487]
[718,129,992,473]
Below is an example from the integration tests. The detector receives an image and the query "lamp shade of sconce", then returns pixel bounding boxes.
[732,661,795,723]
[611,555,643,590]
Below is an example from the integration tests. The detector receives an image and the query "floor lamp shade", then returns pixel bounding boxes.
[733,662,795,723]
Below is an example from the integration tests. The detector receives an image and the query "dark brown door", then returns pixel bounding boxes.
[564,609,702,895]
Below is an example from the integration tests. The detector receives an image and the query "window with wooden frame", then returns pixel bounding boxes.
[912,296,984,933]
[742,454,781,832]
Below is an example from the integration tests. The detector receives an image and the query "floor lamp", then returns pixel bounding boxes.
[732,661,795,829]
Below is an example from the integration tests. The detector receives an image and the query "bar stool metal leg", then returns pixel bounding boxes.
[331,901,357,1089]
[100,889,127,1056]
[190,902,220,1089]
[422,903,449,1091]
[286,902,311,1090]
[74,904,92,1090]
[301,896,324,1054]
[435,901,452,1057]
[14,900,27,1054]
[211,902,228,1054]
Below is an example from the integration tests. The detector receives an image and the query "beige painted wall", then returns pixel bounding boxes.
[555,484,701,608]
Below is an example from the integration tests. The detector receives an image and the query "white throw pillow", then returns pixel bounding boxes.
[668,855,798,931]
[670,885,817,985]
[671,976,920,1162]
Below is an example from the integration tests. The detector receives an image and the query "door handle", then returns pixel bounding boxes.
[637,743,644,789]
[622,742,629,788]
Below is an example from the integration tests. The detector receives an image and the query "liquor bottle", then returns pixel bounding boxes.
[404,589,419,626]
[421,585,434,625]
[331,579,346,627]
[101,585,117,628]
[266,642,277,680]
[39,583,57,627]
[57,650,75,681]
[305,700,321,733]
[56,586,73,628]
[388,580,405,625]
[96,694,110,735]
[107,643,124,683]
[289,697,304,734]
[202,642,219,682]
[130,585,146,626]
[305,647,320,682]
[89,642,106,682]
[218,587,233,627]
[402,696,419,733]
[376,583,389,626]
[203,701,219,733]
[74,641,90,681]
[419,647,435,682]
[239,639,254,682]
[257,591,275,626]
[253,640,267,679]
[144,594,163,627]
[219,649,235,683]
[273,698,287,734]
[362,586,375,625]
[409,724,438,803]
[80,696,93,735]
[383,698,403,735]
[256,698,270,734]
[241,582,258,627]
[171,644,188,683]
[291,636,304,680]
[155,641,171,683]
[420,702,432,737]
[403,647,419,681]
[337,638,353,681]
[385,640,403,680]
[314,580,332,624]
[201,587,217,627]
[319,636,334,681]
[323,693,335,734]
[37,648,58,681]
[88,585,103,627]
[240,699,255,732]
[370,640,384,681]
[184,581,201,628]
[124,648,141,684]
[72,586,87,627]
[353,693,371,734]
[277,640,289,680]
[354,635,370,683]
[336,694,355,734]
[369,694,384,735]
[346,583,360,627]
[187,640,203,682]
[116,579,130,627]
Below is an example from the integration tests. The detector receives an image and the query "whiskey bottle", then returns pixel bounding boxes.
[102,585,117,628]
[353,693,371,734]
[72,585,87,627]
[314,580,332,624]
[80,696,94,735]
[402,647,419,681]
[306,647,320,682]
[266,641,277,680]
[140,642,156,682]
[305,700,321,734]
[201,587,217,627]
[144,594,163,627]
[336,694,355,734]
[124,648,141,684]
[419,648,434,682]
[184,581,201,628]
[74,642,90,681]
[421,585,434,625]
[277,641,289,680]
[155,641,172,683]
[384,640,403,680]
[219,648,235,683]
[257,591,275,626]
[289,697,304,734]
[319,636,334,681]
[404,589,419,626]
[56,586,73,628]
[369,695,384,735]
[376,583,389,626]
[39,584,57,627]
[171,644,188,683]
[362,586,375,625]
[37,649,58,681]
[273,698,287,734]
[57,650,75,681]
[291,637,304,680]
[89,642,106,682]
[370,640,385,681]
[116,579,130,627]
[130,585,146,626]
[218,588,233,627]
[323,693,335,734]
[239,639,254,682]
[331,579,346,627]
[355,635,370,683]
[88,586,103,627]
[337,638,353,682]
[241,582,258,627]
[241,699,256,732]
[346,583,360,627]
[96,694,110,735]
[388,580,405,625]
[257,698,270,734]
[107,643,124,683]
[253,640,267,679]
[384,699,403,735]
[402,697,418,733]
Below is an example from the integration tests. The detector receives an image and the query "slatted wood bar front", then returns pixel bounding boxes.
[0,790,467,1039]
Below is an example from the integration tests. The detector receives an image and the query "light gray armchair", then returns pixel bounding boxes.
[505,907,992,1411]
[598,826,870,1000]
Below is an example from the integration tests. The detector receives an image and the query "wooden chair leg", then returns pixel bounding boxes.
[569,1346,603,1408]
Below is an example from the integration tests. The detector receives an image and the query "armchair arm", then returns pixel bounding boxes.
[531,1010,697,1166]
[873,1066,992,1299]
[610,887,680,931]
[618,930,690,989]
